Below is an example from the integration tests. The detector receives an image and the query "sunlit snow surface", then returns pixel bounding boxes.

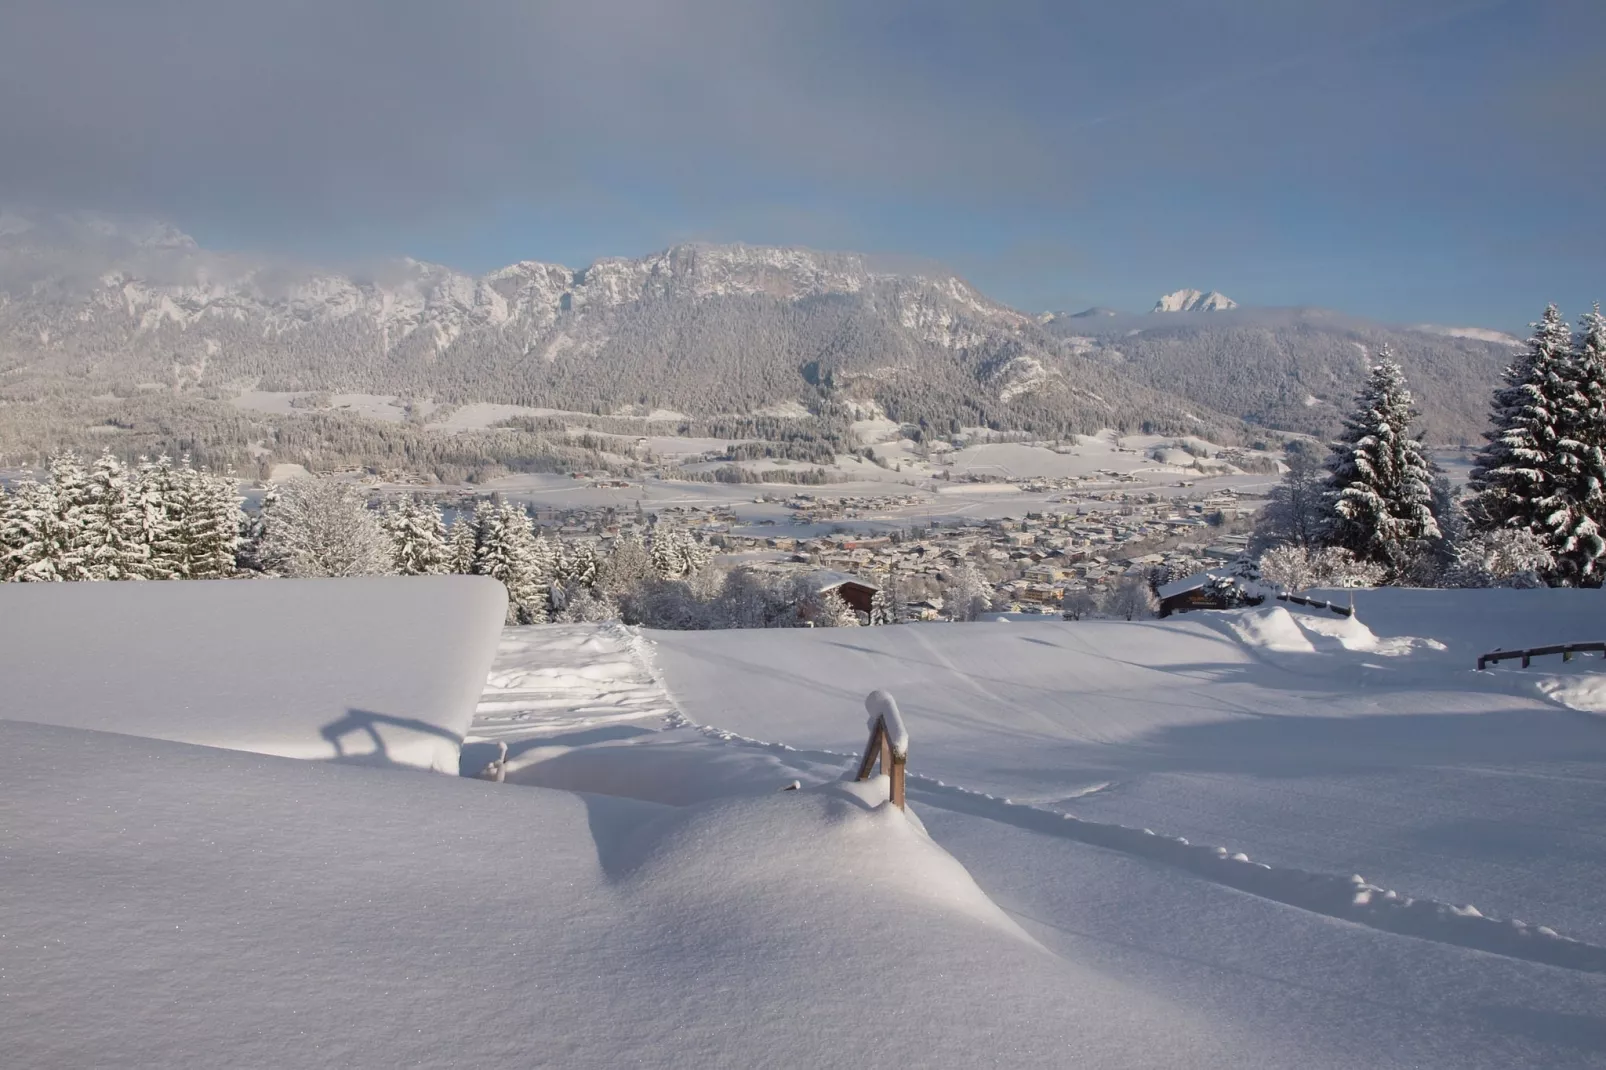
[5,586,1606,1067]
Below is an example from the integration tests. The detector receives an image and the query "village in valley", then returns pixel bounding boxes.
[410,476,1261,622]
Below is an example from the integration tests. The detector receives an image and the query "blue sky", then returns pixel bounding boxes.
[1,0,1601,328]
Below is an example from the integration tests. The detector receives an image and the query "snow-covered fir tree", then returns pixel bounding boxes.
[1468,306,1577,555]
[1541,305,1606,584]
[556,540,600,590]
[133,456,184,577]
[1323,353,1440,579]
[471,499,548,623]
[383,496,450,575]
[80,452,150,580]
[648,527,709,579]
[0,478,83,582]
[528,533,558,590]
[446,513,478,575]
[869,579,896,625]
[161,461,240,580]
[602,532,653,595]
[804,585,861,627]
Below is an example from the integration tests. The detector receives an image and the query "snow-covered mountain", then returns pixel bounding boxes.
[0,210,1225,440]
[1153,289,1238,313]
[0,210,1518,445]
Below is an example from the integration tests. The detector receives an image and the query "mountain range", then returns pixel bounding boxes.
[0,211,1520,461]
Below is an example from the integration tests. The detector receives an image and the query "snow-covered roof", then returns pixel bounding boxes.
[1156,569,1237,600]
[804,569,878,593]
[0,575,507,773]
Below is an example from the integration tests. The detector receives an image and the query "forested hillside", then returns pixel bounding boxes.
[0,211,1517,470]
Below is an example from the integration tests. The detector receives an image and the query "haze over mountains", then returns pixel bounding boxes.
[0,211,1519,465]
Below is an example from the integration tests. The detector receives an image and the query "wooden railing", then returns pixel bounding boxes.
[856,690,909,810]
[1275,592,1354,617]
[1477,642,1606,671]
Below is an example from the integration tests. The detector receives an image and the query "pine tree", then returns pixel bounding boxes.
[1469,306,1575,535]
[603,532,653,594]
[556,540,600,589]
[869,584,894,625]
[80,451,150,580]
[136,455,186,579]
[471,499,546,623]
[1,478,84,582]
[811,587,861,627]
[1545,306,1606,584]
[528,531,557,588]
[165,463,240,580]
[650,527,688,578]
[383,496,450,575]
[447,513,478,574]
[881,568,905,624]
[237,481,277,574]
[1323,353,1439,579]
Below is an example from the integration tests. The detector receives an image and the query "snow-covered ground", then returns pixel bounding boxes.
[456,594,1606,1068]
[6,587,1604,1066]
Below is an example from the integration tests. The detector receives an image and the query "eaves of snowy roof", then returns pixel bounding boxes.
[1156,570,1235,600]
[805,569,878,593]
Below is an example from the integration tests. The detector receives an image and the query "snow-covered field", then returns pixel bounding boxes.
[5,584,1604,1066]
[459,594,1606,1067]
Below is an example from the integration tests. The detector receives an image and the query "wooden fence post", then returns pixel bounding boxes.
[856,691,909,811]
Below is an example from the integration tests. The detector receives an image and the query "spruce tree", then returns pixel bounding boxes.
[1469,306,1574,537]
[1323,353,1439,579]
[556,539,600,589]
[166,464,241,580]
[0,479,82,582]
[80,452,150,581]
[649,527,688,578]
[136,456,186,579]
[384,496,450,575]
[1545,305,1606,584]
[869,583,894,625]
[602,533,652,595]
[471,499,546,623]
[446,513,478,574]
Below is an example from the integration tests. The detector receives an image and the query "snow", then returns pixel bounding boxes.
[1153,288,1238,312]
[8,584,1606,1066]
[0,575,506,772]
[2,718,1273,1069]
[865,688,909,757]
[1410,324,1523,346]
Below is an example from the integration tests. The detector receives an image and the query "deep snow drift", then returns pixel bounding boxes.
[467,596,1606,1068]
[6,584,1604,1067]
[0,575,506,772]
[2,719,1269,1069]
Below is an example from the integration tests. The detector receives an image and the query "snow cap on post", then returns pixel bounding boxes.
[865,690,909,759]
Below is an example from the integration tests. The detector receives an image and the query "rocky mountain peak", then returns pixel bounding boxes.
[1152,289,1237,313]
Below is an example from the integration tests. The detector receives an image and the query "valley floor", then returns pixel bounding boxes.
[466,591,1606,1069]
